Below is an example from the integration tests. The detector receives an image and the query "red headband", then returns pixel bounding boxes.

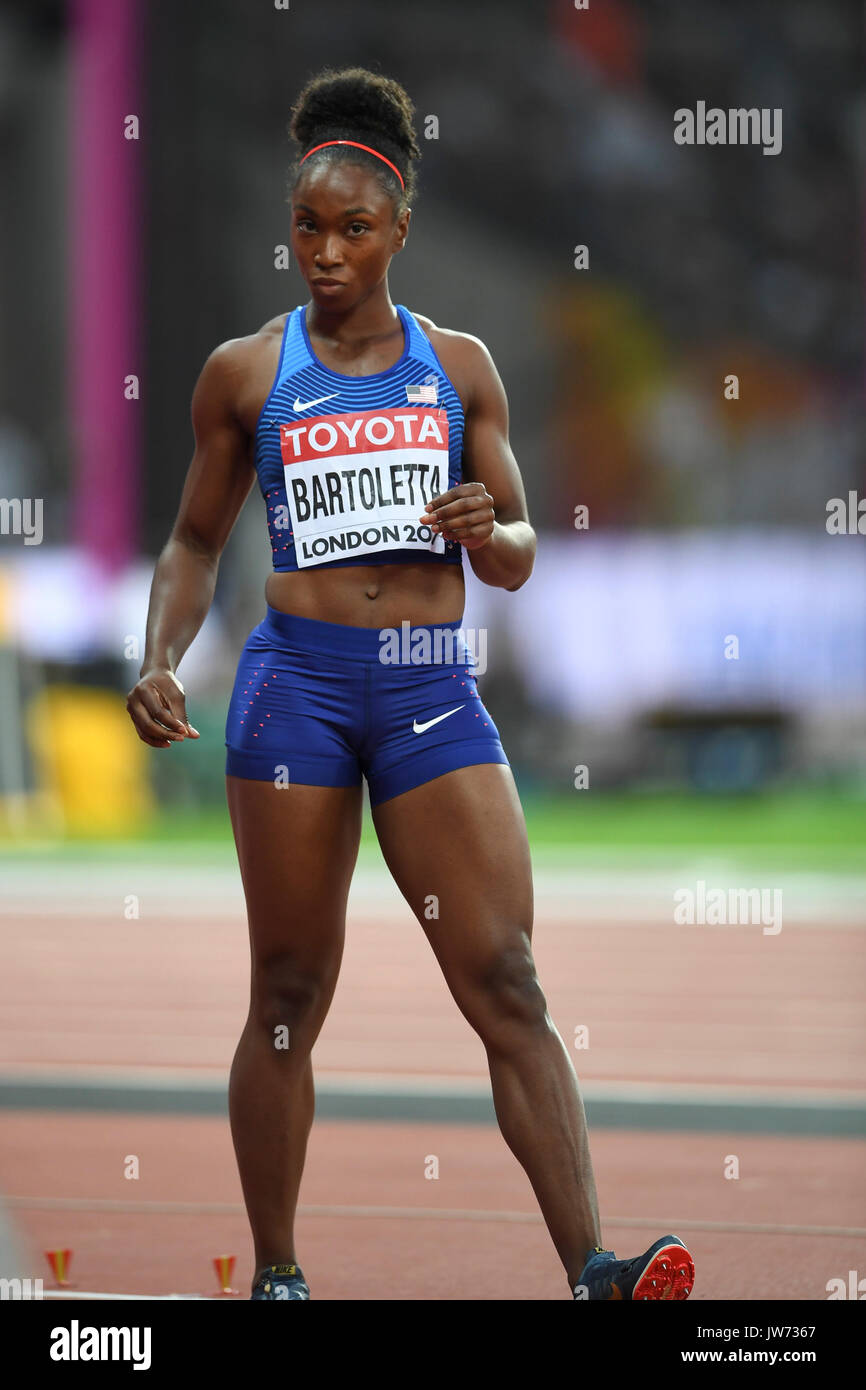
[300,140,405,190]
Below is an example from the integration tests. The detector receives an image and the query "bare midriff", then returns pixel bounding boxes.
[265,560,466,629]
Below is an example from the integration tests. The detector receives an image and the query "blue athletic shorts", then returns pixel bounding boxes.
[224,606,509,806]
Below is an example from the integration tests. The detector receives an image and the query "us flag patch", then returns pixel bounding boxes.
[406,376,438,404]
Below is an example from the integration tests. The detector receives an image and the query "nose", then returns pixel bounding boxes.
[315,237,344,269]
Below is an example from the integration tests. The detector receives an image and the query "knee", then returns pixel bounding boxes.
[251,955,328,1035]
[461,944,550,1039]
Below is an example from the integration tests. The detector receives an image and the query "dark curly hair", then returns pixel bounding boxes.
[289,66,420,210]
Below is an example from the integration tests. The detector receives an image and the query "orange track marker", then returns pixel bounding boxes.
[213,1255,237,1296]
[45,1249,73,1286]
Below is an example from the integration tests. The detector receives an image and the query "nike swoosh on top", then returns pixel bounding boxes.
[412,705,465,734]
[293,392,340,412]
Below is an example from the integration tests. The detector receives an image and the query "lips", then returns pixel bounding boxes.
[313,277,345,287]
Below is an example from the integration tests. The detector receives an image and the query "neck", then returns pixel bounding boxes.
[305,280,397,341]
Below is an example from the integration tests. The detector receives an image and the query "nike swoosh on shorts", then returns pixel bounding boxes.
[412,705,465,734]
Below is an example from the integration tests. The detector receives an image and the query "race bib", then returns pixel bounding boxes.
[279,407,449,568]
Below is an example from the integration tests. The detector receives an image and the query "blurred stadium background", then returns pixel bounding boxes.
[0,0,864,1300]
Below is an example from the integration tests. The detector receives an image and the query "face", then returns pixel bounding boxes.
[291,162,410,309]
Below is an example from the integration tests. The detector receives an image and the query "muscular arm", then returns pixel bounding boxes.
[423,335,536,592]
[128,340,256,747]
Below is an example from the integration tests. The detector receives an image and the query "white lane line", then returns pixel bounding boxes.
[40,1290,213,1300]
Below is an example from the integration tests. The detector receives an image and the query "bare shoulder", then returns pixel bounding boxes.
[411,312,493,365]
[410,311,500,410]
[196,312,291,431]
[206,311,288,377]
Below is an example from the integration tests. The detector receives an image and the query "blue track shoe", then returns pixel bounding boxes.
[573,1235,695,1301]
[251,1263,311,1300]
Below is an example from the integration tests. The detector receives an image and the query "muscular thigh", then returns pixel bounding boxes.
[227,776,363,978]
[371,763,533,981]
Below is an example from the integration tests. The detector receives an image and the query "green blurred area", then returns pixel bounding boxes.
[4,681,864,871]
[3,787,864,874]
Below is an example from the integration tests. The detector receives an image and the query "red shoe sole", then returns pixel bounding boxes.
[628,1244,695,1301]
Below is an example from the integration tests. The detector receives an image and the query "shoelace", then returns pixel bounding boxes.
[257,1267,308,1297]
[584,1249,642,1298]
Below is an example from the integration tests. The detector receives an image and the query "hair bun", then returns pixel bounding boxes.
[290,67,420,202]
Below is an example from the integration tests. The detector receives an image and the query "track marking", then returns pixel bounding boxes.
[40,1290,210,1301]
[5,1195,865,1238]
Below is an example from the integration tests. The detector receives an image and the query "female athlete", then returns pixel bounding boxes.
[127,67,695,1302]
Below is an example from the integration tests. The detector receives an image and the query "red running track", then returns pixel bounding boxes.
[1,898,864,1299]
[1,1113,864,1300]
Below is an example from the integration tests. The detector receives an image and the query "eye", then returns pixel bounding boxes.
[347,222,369,235]
[295,219,315,232]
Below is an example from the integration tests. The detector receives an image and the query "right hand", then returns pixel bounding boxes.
[126,668,201,749]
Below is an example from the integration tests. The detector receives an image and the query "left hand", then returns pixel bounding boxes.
[420,482,495,551]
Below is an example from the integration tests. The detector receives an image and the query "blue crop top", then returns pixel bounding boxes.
[253,303,465,572]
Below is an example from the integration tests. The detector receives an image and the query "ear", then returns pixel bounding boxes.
[392,205,411,254]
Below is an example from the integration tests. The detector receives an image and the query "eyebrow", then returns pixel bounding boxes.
[294,203,376,217]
